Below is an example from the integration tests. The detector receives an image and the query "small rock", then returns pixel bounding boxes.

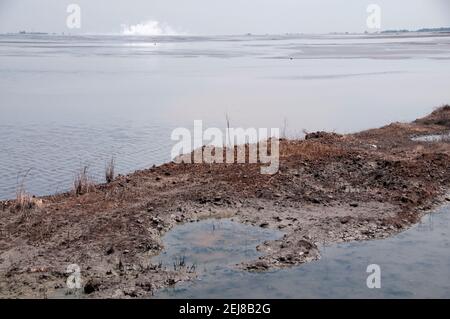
[166,278,176,286]
[259,222,269,228]
[84,279,100,294]
[350,203,359,208]
[400,196,410,203]
[123,287,138,297]
[105,246,114,255]
[137,280,153,292]
[252,261,269,270]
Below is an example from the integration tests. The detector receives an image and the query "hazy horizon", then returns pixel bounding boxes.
[0,0,449,35]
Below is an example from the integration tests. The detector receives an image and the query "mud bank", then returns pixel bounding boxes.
[1,106,450,298]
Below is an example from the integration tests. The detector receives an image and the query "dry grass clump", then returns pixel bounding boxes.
[15,185,34,211]
[105,157,115,183]
[74,166,94,195]
[14,170,42,211]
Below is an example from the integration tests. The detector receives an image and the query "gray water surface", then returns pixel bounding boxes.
[2,33,450,199]
[153,206,450,299]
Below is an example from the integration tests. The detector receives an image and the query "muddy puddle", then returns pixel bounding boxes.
[153,206,450,299]
[151,219,283,279]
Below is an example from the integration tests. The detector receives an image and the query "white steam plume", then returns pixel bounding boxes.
[120,20,181,36]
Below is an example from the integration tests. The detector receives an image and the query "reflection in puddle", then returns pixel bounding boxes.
[153,206,450,299]
[412,133,450,142]
[151,219,282,275]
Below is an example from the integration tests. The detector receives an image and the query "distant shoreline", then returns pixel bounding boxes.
[2,27,450,37]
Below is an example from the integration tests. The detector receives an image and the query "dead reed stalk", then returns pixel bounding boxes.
[105,157,115,183]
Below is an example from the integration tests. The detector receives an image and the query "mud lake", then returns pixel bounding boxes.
[152,205,450,298]
[2,33,450,199]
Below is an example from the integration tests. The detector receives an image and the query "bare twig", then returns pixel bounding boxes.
[225,112,231,147]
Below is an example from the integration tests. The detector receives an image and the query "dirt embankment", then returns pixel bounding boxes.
[1,106,450,298]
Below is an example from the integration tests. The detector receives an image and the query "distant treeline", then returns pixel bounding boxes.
[382,27,450,34]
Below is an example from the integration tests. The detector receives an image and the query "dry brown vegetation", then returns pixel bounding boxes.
[73,166,94,195]
[15,185,34,211]
[280,138,346,160]
[13,170,39,211]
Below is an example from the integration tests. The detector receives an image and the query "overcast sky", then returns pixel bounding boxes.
[0,0,449,35]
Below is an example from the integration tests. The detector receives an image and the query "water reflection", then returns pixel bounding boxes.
[153,206,450,299]
[412,133,450,142]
